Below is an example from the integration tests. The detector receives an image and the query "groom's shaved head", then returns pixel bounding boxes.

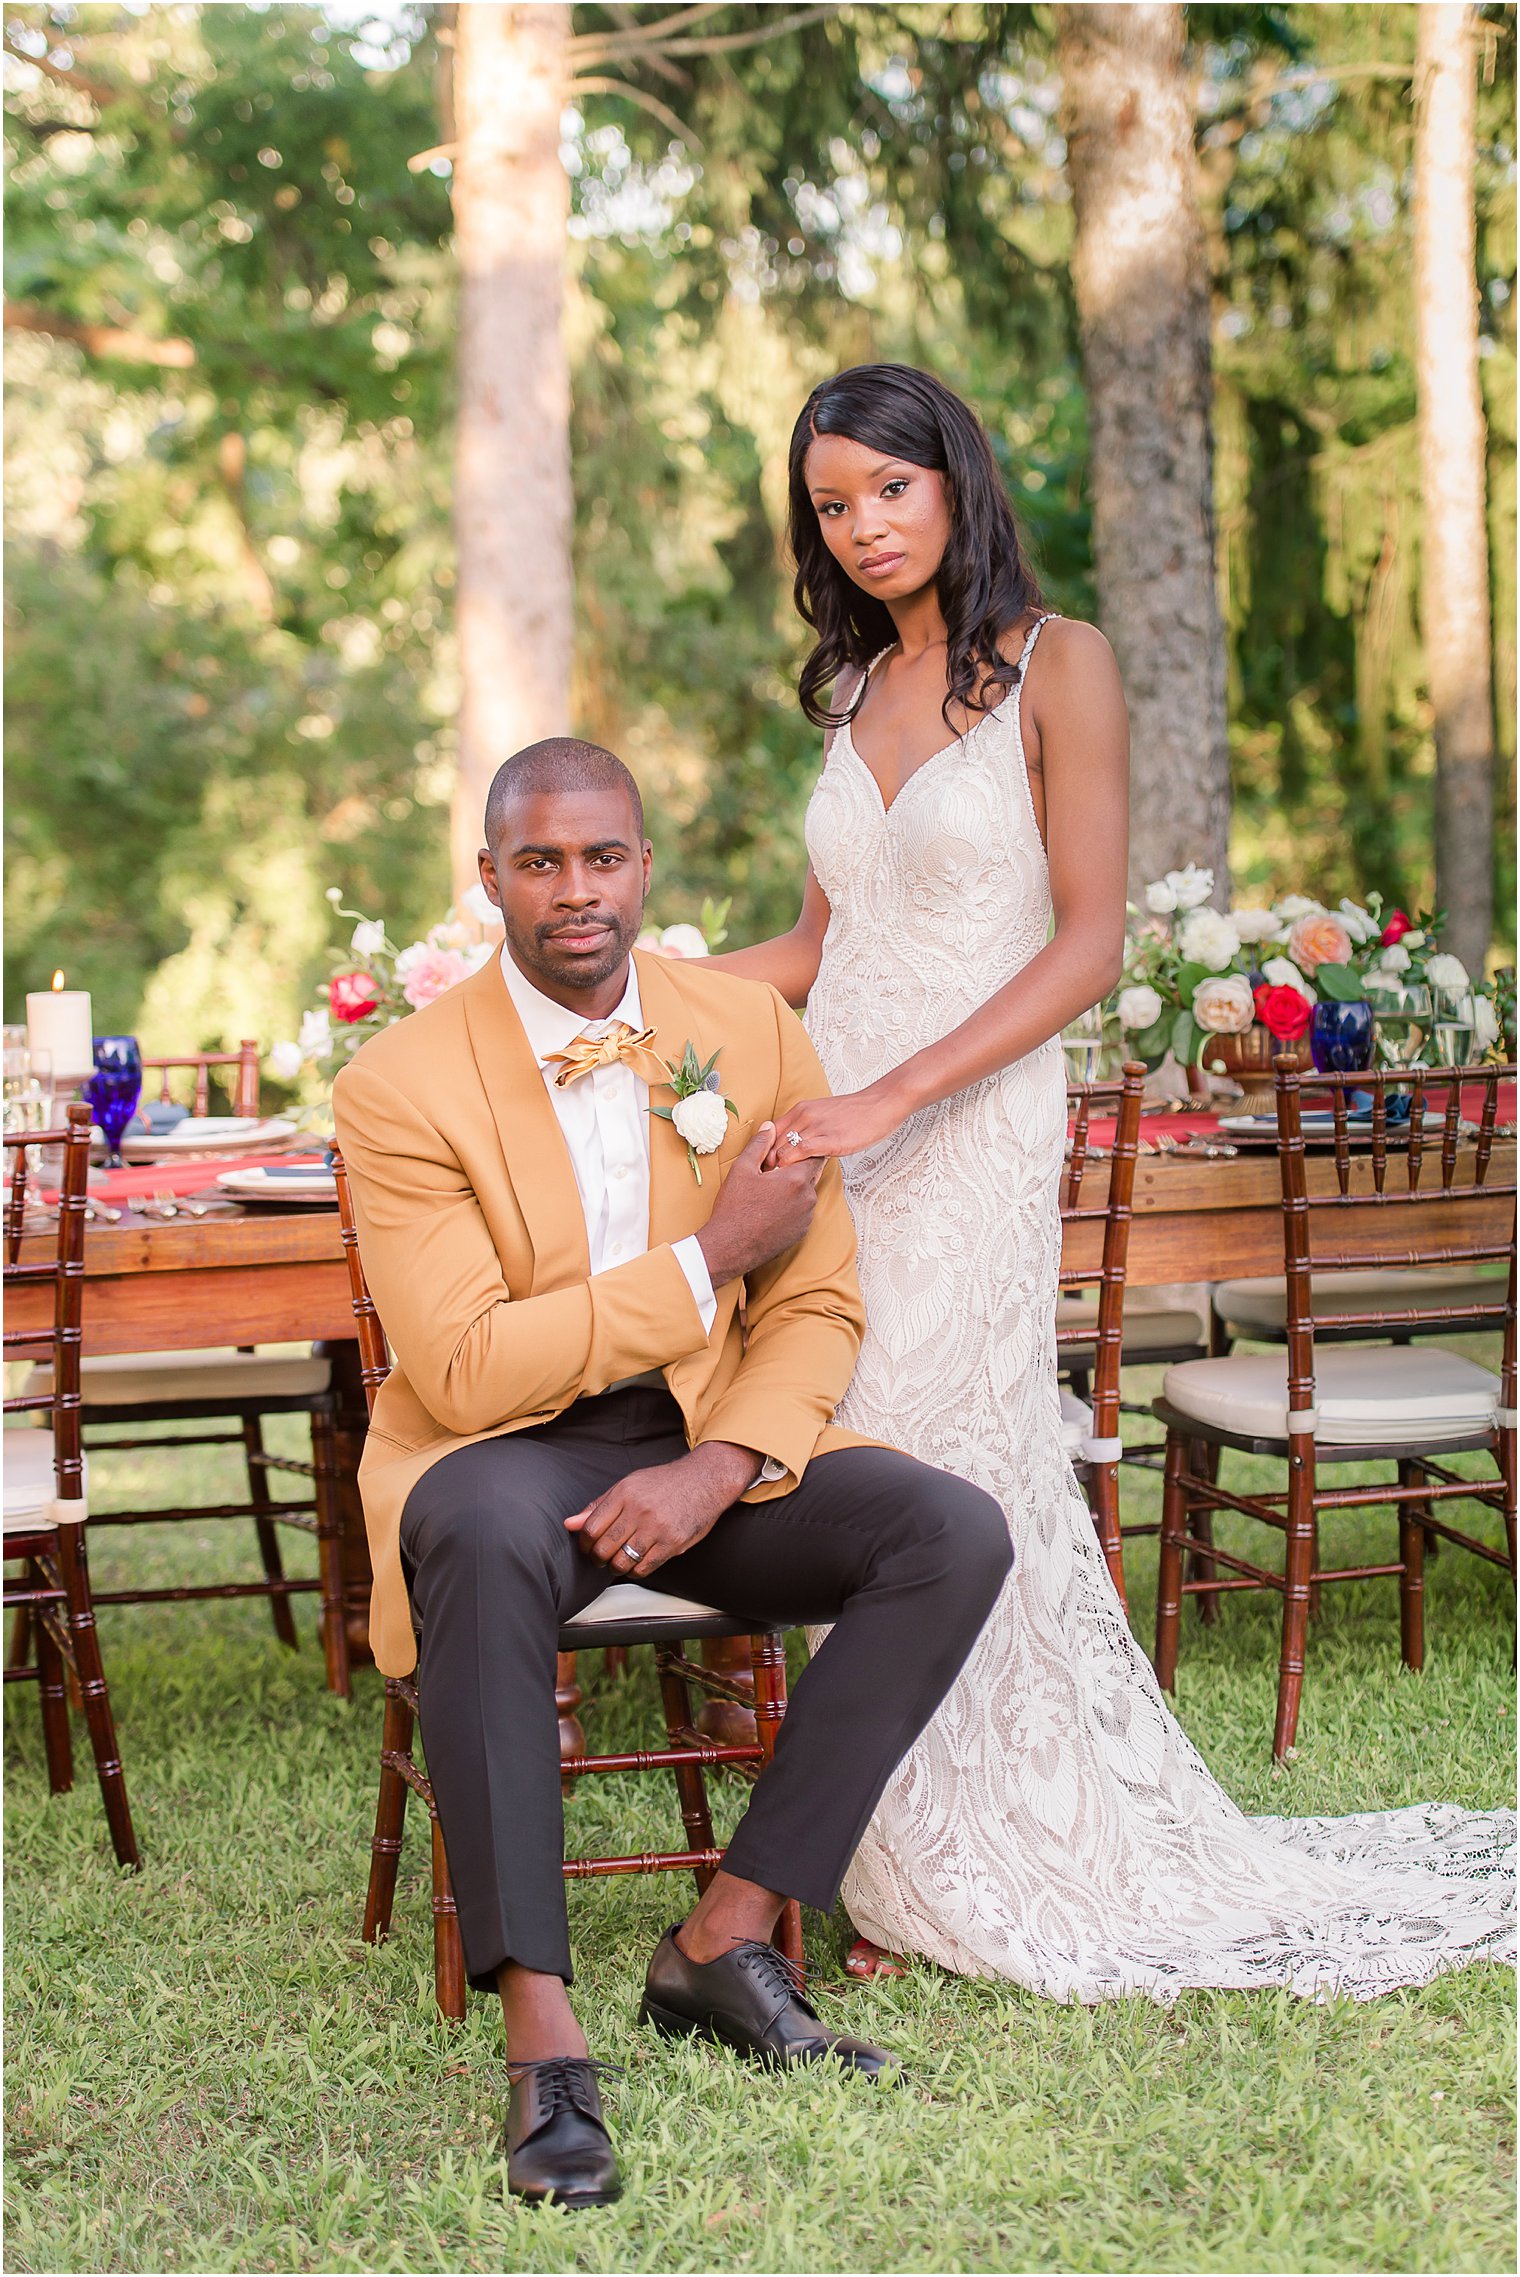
[484,738,644,849]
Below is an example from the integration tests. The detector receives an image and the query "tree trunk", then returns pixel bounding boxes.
[1415,4,1494,976]
[1055,3,1231,904]
[450,3,573,895]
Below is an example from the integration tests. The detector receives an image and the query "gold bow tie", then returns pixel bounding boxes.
[542,1021,667,1089]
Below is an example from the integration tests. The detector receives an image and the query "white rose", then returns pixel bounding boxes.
[1377,942,1411,974]
[1273,894,1324,923]
[350,918,386,958]
[1178,908,1242,972]
[462,940,495,974]
[1229,907,1282,945]
[268,1040,305,1081]
[1426,952,1471,993]
[1191,973,1256,1034]
[1166,863,1215,911]
[1144,879,1178,914]
[1262,957,1315,1004]
[1402,928,1426,949]
[1472,994,1501,1052]
[659,924,709,960]
[462,882,504,928]
[1335,897,1379,944]
[1116,983,1164,1032]
[298,1007,332,1060]
[671,1089,730,1153]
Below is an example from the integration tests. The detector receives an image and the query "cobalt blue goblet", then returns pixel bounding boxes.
[86,1035,144,1168]
[1308,998,1375,1075]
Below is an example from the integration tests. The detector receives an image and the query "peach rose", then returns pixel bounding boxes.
[1191,974,1256,1034]
[1287,911,1353,974]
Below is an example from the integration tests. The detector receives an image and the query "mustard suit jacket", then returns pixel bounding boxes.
[331,948,876,1676]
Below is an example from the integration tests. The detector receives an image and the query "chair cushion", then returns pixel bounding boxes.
[1161,1345,1500,1448]
[564,1582,730,1629]
[1057,1295,1208,1357]
[1059,1389,1094,1457]
[1213,1268,1503,1335]
[25,1347,331,1407]
[3,1430,88,1526]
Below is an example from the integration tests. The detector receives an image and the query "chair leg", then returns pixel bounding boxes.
[364,1678,414,1945]
[603,1645,629,1679]
[429,1810,468,2022]
[33,1587,74,1794]
[746,1630,804,1977]
[1154,1430,1190,1691]
[1274,1455,1316,1761]
[656,1647,718,1897]
[1398,1458,1428,1673]
[8,1601,34,1673]
[242,1416,299,1652]
[1189,1440,1221,1626]
[56,1530,139,1868]
[309,1407,352,1701]
[1087,1461,1127,1612]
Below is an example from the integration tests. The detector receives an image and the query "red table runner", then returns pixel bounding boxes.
[86,1151,329,1203]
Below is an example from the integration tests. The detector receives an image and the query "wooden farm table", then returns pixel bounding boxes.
[13,1134,1514,1664]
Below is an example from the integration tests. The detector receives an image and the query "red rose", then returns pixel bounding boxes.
[1252,982,1314,1041]
[1380,909,1413,946]
[329,970,381,1024]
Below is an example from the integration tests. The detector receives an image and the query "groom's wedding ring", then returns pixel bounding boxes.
[621,1542,643,1564]
[785,1129,803,1147]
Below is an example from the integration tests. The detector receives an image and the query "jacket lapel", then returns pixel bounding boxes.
[460,956,591,1296]
[634,948,725,1250]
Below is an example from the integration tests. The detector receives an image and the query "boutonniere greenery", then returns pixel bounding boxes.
[653,1041,737,1184]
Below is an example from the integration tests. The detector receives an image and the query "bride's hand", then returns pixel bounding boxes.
[765,1082,907,1166]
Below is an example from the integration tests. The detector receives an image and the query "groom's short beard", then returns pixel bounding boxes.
[507,907,641,997]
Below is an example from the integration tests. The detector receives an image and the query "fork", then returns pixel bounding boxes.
[148,1189,180,1219]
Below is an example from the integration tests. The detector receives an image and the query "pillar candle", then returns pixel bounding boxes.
[26,975,94,1081]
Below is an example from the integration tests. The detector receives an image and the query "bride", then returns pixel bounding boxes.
[712,361,1514,2000]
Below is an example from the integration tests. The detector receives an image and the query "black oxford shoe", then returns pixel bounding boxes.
[640,1928,901,2081]
[502,2058,622,2208]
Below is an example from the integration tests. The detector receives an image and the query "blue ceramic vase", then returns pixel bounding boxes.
[1308,998,1374,1073]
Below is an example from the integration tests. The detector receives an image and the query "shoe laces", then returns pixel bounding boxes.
[737,1942,819,2017]
[510,2056,623,2121]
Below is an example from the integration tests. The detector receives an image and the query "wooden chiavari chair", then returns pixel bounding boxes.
[1056,1064,1154,1609]
[33,1041,351,1692]
[331,1144,806,2021]
[1154,1058,1516,1758]
[4,1105,139,1865]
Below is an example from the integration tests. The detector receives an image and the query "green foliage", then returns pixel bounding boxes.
[5,1394,1513,2272]
[3,2,1516,1061]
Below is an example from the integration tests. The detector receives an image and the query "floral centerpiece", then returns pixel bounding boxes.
[270,890,729,1087]
[1112,869,1504,1103]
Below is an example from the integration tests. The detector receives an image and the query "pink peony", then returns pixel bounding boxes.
[329,970,381,1024]
[1287,911,1353,974]
[394,942,470,1008]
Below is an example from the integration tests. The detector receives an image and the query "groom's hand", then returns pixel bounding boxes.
[565,1441,761,1577]
[696,1122,823,1288]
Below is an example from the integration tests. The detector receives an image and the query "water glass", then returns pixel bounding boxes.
[1431,986,1474,1071]
[1061,1005,1106,1085]
[1373,981,1432,1069]
[85,1035,144,1168]
[3,1042,52,1134]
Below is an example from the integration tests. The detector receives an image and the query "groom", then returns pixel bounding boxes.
[332,738,1011,2207]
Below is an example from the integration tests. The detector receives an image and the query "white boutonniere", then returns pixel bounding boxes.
[652,1040,737,1184]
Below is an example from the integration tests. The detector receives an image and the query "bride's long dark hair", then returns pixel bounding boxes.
[787,363,1045,732]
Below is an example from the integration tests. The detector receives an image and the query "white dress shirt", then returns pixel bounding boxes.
[499,946,716,1333]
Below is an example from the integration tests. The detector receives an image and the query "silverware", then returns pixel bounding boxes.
[83,1198,122,1223]
[149,1189,180,1219]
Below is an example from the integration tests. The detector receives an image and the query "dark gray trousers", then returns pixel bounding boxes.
[400,1384,1011,1986]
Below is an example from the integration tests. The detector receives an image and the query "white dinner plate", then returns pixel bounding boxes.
[113,1116,300,1163]
[214,1164,337,1206]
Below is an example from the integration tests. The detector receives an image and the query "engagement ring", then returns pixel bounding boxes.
[785,1129,803,1146]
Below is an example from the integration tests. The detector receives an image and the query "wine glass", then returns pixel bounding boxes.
[1431,986,1474,1071]
[1061,1004,1106,1085]
[1373,980,1432,1069]
[85,1035,143,1168]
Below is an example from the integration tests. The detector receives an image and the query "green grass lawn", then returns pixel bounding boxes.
[5,1360,1515,2275]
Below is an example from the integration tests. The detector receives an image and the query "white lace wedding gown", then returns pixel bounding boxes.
[802,615,1515,2001]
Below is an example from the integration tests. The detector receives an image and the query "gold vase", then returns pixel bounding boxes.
[1200,1023,1281,1115]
